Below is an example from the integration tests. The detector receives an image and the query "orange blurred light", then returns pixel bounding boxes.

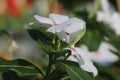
[0,53,12,60]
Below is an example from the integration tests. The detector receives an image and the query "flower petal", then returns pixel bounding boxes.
[34,15,54,25]
[56,31,69,42]
[100,0,110,12]
[46,26,55,33]
[54,18,86,44]
[64,18,85,33]
[80,60,98,77]
[55,18,85,33]
[75,48,98,76]
[49,13,69,24]
[91,42,119,65]
[68,47,98,76]
[67,55,78,62]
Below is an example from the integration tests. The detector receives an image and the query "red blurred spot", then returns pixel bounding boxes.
[26,0,34,8]
[6,0,20,16]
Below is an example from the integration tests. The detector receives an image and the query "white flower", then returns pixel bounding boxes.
[90,42,119,65]
[99,0,110,13]
[55,18,86,43]
[97,0,120,35]
[31,14,69,33]
[67,45,98,77]
[31,13,86,43]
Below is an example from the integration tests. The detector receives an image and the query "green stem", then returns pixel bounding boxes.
[57,39,61,50]
[44,55,53,80]
[48,64,61,80]
[52,34,56,44]
[88,0,99,19]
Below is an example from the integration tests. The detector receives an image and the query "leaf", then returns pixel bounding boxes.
[60,61,93,80]
[27,28,54,53]
[79,30,103,51]
[0,58,44,76]
[94,63,117,80]
[27,25,68,55]
[68,28,86,47]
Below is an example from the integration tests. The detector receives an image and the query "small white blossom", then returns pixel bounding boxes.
[90,42,119,65]
[31,13,86,43]
[97,0,120,35]
[67,45,98,77]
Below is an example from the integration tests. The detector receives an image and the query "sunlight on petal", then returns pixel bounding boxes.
[34,15,54,25]
[49,13,69,24]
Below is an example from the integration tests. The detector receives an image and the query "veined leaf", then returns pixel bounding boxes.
[60,62,93,80]
[0,58,44,76]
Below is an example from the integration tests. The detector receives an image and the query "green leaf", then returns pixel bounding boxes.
[0,58,44,76]
[60,62,93,80]
[95,63,117,80]
[27,28,54,53]
[68,28,86,47]
[79,30,103,51]
[27,25,68,55]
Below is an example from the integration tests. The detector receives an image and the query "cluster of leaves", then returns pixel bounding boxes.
[27,24,95,80]
[0,24,95,80]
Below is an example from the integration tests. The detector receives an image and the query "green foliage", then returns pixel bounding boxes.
[27,24,68,55]
[0,58,43,76]
[59,61,93,80]
[79,30,103,51]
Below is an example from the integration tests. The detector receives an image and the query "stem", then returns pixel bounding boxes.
[88,0,99,19]
[48,64,61,80]
[52,34,56,44]
[57,39,61,50]
[44,55,53,80]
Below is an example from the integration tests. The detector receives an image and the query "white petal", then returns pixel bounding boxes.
[96,11,108,22]
[46,26,55,33]
[91,42,119,64]
[55,18,85,33]
[80,60,98,77]
[34,15,54,25]
[67,32,79,43]
[56,31,69,43]
[49,13,69,24]
[64,18,85,33]
[72,48,98,76]
[110,12,120,35]
[67,55,78,62]
[100,0,110,12]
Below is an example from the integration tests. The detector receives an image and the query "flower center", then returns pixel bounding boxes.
[95,51,101,56]
[71,47,76,52]
[54,23,59,26]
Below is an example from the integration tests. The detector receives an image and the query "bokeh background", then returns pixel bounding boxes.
[0,0,120,80]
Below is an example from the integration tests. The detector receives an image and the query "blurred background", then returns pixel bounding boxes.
[0,0,120,80]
